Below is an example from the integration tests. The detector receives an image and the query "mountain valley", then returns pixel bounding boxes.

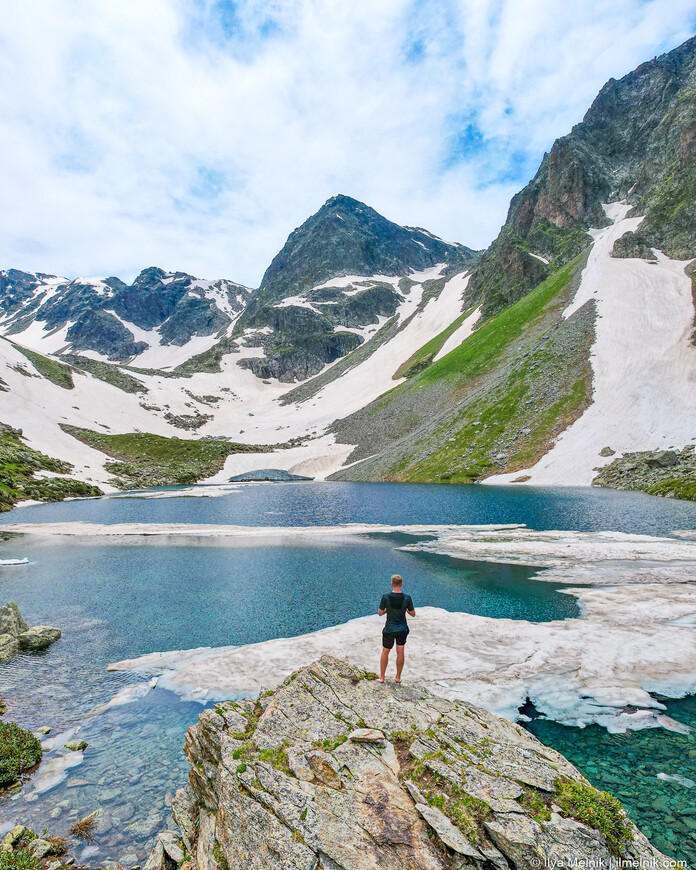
[1,36,696,506]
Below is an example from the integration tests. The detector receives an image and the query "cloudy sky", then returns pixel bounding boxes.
[1,1,694,285]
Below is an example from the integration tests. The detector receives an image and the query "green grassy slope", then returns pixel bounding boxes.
[0,423,102,510]
[330,253,594,483]
[61,426,271,489]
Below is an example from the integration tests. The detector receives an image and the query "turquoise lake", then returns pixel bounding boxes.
[1,481,695,865]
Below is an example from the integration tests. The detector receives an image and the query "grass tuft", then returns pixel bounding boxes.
[69,812,98,841]
[0,721,42,786]
[554,777,633,855]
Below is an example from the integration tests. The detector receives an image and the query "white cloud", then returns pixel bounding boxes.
[0,0,693,285]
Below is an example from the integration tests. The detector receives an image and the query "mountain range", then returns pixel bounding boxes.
[1,35,695,506]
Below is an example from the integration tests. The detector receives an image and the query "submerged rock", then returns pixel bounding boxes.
[164,655,671,870]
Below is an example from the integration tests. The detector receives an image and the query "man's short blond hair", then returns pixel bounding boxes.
[391,574,403,587]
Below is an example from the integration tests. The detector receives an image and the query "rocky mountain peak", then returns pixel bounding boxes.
[252,193,477,308]
[468,34,696,317]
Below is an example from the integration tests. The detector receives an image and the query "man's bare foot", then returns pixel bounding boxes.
[395,677,402,683]
[379,677,385,683]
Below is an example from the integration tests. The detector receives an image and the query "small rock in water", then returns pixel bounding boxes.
[17,625,61,651]
[115,802,135,821]
[49,807,62,819]
[35,727,52,736]
[64,740,88,752]
[657,772,696,788]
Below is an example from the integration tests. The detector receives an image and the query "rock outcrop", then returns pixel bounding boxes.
[610,231,657,261]
[593,444,696,500]
[0,602,60,662]
[466,35,696,317]
[168,656,669,870]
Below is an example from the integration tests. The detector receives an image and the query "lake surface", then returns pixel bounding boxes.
[0,481,695,865]
[5,479,696,534]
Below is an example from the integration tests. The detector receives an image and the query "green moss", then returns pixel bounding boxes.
[0,422,102,511]
[555,777,633,855]
[212,842,229,870]
[256,747,291,774]
[61,425,270,489]
[316,735,348,752]
[12,345,74,389]
[647,477,696,501]
[0,721,42,786]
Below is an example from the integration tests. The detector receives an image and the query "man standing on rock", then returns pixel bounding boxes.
[378,574,415,683]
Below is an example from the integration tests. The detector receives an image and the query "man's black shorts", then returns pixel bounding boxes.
[383,630,408,649]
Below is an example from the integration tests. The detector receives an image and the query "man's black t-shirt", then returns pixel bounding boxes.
[380,591,414,634]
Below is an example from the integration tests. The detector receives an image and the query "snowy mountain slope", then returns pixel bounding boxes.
[0,261,477,487]
[325,37,696,491]
[0,268,251,367]
[234,194,478,382]
[486,203,696,486]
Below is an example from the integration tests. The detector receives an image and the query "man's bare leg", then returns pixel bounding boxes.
[395,646,405,682]
[379,648,390,682]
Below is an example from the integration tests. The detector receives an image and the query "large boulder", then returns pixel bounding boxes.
[177,656,671,870]
[17,626,61,651]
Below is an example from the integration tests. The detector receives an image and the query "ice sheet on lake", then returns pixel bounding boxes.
[104,523,696,734]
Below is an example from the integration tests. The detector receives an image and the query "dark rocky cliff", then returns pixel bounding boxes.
[467,35,696,316]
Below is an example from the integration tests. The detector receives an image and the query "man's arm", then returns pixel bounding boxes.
[378,594,387,616]
[407,595,415,616]
[378,607,387,615]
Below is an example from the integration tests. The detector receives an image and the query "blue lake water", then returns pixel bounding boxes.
[0,482,695,864]
[4,479,696,534]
